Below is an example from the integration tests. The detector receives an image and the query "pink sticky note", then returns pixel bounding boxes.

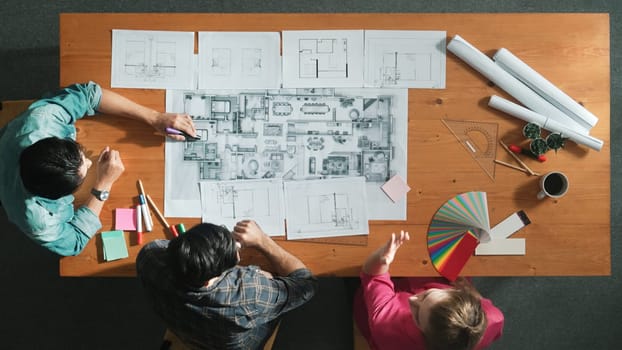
[115,208,137,231]
[381,175,411,203]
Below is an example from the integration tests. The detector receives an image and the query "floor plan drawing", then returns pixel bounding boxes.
[284,177,369,239]
[198,32,281,89]
[282,30,364,87]
[165,87,408,221]
[364,30,446,88]
[199,179,285,236]
[111,30,195,89]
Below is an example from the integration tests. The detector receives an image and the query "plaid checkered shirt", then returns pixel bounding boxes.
[137,239,317,350]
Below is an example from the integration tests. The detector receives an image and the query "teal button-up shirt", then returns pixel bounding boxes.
[0,82,103,256]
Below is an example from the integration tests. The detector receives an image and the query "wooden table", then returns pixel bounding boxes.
[59,13,610,277]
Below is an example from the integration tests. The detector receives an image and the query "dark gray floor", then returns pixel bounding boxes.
[1,1,620,349]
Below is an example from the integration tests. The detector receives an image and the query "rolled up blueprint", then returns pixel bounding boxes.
[447,35,588,135]
[493,48,598,131]
[488,95,604,151]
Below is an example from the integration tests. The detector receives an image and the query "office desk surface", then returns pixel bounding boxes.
[59,13,610,277]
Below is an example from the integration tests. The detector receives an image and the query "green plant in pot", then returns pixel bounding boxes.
[546,133,567,152]
[522,123,541,139]
[530,138,549,155]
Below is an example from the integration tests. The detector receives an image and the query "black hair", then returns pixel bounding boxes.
[167,223,239,288]
[19,137,85,199]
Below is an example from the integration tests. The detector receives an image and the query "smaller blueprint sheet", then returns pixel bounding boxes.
[198,32,281,89]
[364,30,446,88]
[199,179,285,236]
[282,30,364,88]
[284,177,369,240]
[111,29,195,89]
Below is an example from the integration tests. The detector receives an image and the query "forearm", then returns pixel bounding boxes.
[362,247,391,276]
[97,88,159,125]
[257,238,306,276]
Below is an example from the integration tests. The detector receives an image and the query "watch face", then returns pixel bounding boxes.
[92,188,110,201]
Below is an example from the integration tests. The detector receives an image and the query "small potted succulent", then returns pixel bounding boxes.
[546,133,567,152]
[529,138,549,156]
[522,122,541,139]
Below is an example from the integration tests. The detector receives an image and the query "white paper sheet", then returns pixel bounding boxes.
[199,179,285,236]
[475,238,525,255]
[446,35,588,135]
[493,48,598,130]
[198,32,281,89]
[284,177,369,239]
[282,30,364,87]
[364,30,446,88]
[111,29,195,89]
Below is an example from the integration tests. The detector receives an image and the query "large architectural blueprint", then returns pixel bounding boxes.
[164,88,408,228]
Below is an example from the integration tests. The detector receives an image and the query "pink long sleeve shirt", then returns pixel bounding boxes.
[354,273,504,350]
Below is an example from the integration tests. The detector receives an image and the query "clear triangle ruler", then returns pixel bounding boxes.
[442,119,498,180]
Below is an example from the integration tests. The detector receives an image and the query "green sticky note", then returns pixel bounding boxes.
[101,230,129,261]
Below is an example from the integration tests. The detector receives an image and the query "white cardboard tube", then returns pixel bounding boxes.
[493,48,598,130]
[446,35,588,135]
[488,95,604,151]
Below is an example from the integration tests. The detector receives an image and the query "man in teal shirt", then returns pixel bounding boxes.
[0,82,197,256]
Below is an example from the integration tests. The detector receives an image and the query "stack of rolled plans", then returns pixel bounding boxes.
[446,35,603,151]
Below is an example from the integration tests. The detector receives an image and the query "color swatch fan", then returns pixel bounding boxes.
[427,192,492,281]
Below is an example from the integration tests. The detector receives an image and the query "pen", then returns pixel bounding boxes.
[136,204,143,244]
[137,180,154,231]
[169,225,180,237]
[138,195,153,232]
[165,127,201,141]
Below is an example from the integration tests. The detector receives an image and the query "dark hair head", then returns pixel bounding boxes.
[167,223,239,288]
[424,289,487,350]
[19,137,85,199]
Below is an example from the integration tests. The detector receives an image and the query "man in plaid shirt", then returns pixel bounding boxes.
[137,220,317,350]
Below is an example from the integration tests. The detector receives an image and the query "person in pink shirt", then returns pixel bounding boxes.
[354,231,504,350]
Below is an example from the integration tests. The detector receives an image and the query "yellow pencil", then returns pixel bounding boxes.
[145,194,171,232]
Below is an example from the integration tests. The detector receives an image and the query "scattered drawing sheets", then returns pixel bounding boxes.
[199,179,285,236]
[111,30,195,89]
[198,32,281,89]
[365,30,446,88]
[282,30,364,88]
[285,177,369,239]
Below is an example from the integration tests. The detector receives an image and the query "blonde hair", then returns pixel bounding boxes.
[422,288,487,350]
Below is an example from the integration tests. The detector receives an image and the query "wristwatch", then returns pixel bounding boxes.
[91,188,110,201]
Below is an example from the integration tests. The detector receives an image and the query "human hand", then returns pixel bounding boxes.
[232,220,268,249]
[378,230,410,266]
[152,112,197,141]
[95,146,124,189]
